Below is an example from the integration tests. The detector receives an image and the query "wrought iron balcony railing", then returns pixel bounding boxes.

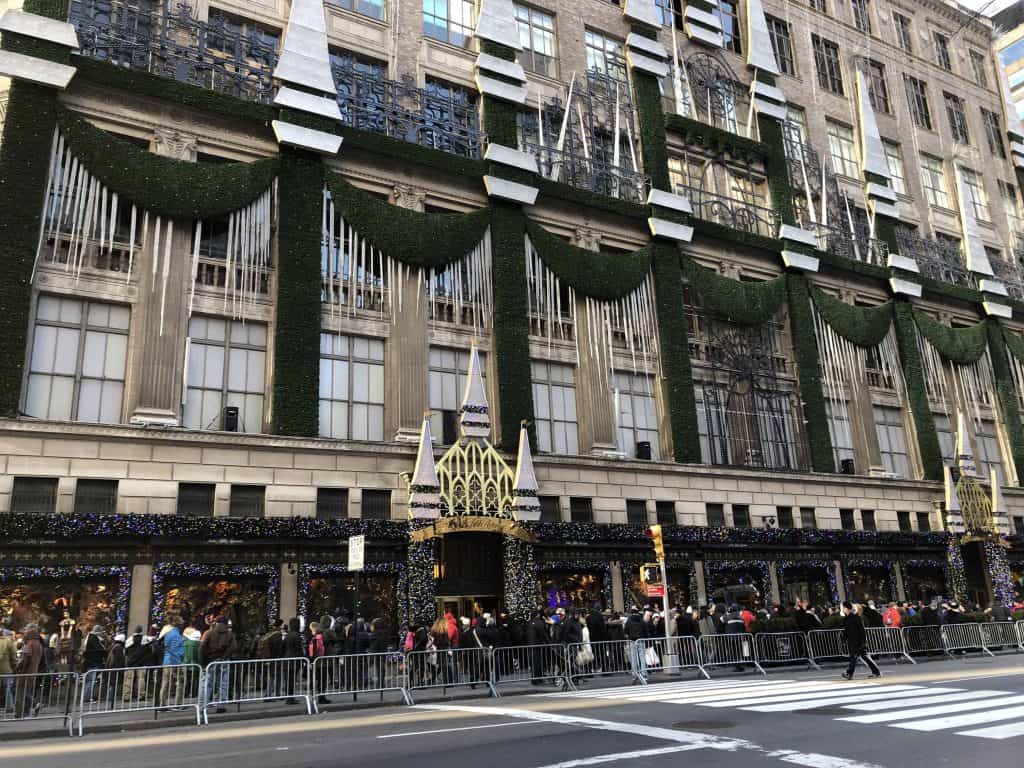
[529,142,650,203]
[812,222,889,266]
[895,230,975,288]
[676,184,780,238]
[990,255,1024,301]
[70,0,486,159]
[332,63,484,160]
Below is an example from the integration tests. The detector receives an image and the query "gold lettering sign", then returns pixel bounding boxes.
[409,516,537,543]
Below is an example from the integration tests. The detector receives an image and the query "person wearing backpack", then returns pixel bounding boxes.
[283,618,305,705]
[307,622,331,705]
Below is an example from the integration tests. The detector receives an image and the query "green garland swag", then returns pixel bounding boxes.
[1001,324,1024,362]
[810,288,893,348]
[324,173,491,270]
[911,308,988,365]
[653,243,701,462]
[56,108,279,219]
[894,300,943,482]
[525,220,651,301]
[681,258,787,326]
[786,273,834,473]
[271,150,323,437]
[987,321,1024,487]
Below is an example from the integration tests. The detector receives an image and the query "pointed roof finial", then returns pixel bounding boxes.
[460,343,491,439]
[409,417,441,519]
[944,465,964,534]
[991,467,1010,535]
[511,423,541,521]
[273,0,336,94]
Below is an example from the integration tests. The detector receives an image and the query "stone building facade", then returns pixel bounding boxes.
[0,0,1023,641]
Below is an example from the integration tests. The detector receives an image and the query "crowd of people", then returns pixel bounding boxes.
[3,595,1023,718]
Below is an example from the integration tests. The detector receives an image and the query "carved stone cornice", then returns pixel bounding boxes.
[151,127,198,161]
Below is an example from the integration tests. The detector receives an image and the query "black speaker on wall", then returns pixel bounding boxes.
[224,406,239,432]
[840,459,855,475]
[442,410,459,445]
[636,441,652,460]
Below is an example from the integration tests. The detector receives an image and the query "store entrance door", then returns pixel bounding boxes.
[435,594,501,621]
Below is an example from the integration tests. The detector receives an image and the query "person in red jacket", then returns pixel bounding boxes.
[740,607,756,633]
[882,602,902,628]
[444,612,459,647]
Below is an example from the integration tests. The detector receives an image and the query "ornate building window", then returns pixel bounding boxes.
[686,288,809,471]
[429,347,485,445]
[327,0,384,21]
[826,120,860,179]
[944,93,970,144]
[810,0,827,13]
[613,371,659,460]
[423,0,475,47]
[982,108,1007,159]
[873,405,910,477]
[718,0,742,55]
[184,317,266,433]
[826,399,855,471]
[766,15,796,77]
[515,4,556,78]
[584,29,627,82]
[883,140,906,195]
[532,360,579,455]
[919,154,949,208]
[205,8,279,69]
[851,0,871,34]
[25,296,128,424]
[681,51,749,135]
[318,333,385,441]
[903,75,932,130]
[970,50,989,87]
[866,59,890,114]
[893,12,913,53]
[933,31,952,71]
[670,152,776,237]
[960,167,990,223]
[812,34,844,95]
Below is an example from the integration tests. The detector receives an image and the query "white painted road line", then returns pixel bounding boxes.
[840,690,997,711]
[703,685,925,708]
[956,720,1024,740]
[664,681,882,705]
[376,721,543,738]
[895,704,1024,732]
[527,745,707,767]
[741,687,934,712]
[841,693,1024,724]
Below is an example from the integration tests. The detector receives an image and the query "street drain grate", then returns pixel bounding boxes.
[672,720,735,730]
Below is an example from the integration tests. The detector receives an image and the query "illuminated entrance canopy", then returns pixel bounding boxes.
[405,344,541,523]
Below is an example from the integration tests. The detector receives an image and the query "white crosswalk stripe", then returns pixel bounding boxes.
[542,677,1024,740]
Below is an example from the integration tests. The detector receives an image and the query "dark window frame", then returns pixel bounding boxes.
[812,34,844,95]
[228,484,265,518]
[177,482,215,517]
[316,487,349,519]
[11,477,58,515]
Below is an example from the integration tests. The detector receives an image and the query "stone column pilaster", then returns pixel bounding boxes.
[833,560,847,603]
[279,562,298,622]
[127,130,198,425]
[385,184,430,442]
[768,561,781,605]
[610,561,625,612]
[694,560,707,607]
[128,563,153,631]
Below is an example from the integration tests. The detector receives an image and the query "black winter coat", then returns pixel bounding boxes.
[586,611,607,643]
[561,619,583,645]
[842,612,867,652]
[527,618,549,645]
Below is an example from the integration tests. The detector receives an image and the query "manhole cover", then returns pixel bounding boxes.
[672,720,735,730]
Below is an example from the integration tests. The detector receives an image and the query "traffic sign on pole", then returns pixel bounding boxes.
[646,584,666,598]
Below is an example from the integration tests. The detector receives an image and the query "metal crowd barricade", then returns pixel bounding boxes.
[901,625,946,657]
[807,629,848,664]
[699,633,764,675]
[754,632,819,670]
[635,636,708,681]
[979,622,1020,654]
[76,663,201,736]
[405,646,496,702]
[866,627,915,664]
[202,657,313,723]
[566,640,641,686]
[492,644,572,691]
[312,652,411,705]
[941,623,993,658]
[1,671,79,733]
[1018,620,1024,649]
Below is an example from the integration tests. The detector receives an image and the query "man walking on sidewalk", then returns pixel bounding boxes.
[841,601,880,680]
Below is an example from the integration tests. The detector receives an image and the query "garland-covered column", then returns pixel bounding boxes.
[987,320,1024,486]
[893,299,943,481]
[627,17,701,462]
[786,273,833,473]
[473,17,537,450]
[0,0,77,415]
[271,149,323,436]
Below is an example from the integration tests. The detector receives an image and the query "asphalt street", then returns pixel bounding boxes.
[4,656,1024,768]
